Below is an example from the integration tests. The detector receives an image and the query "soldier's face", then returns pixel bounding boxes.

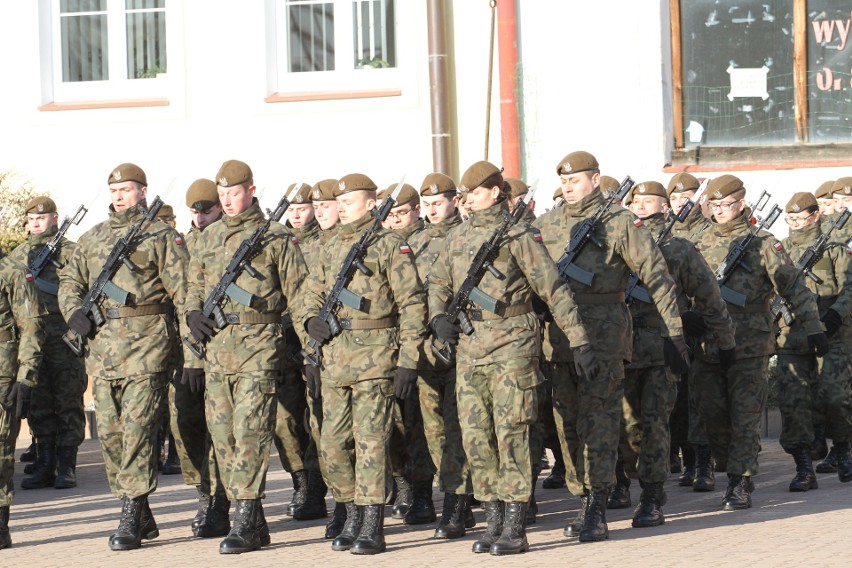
[465,184,501,212]
[707,194,745,223]
[669,190,695,216]
[337,191,375,224]
[630,195,669,218]
[837,195,852,212]
[287,203,315,228]
[190,204,222,230]
[421,194,457,224]
[218,183,255,217]
[817,197,836,215]
[110,181,146,211]
[26,212,59,235]
[313,200,339,230]
[786,208,820,231]
[386,202,420,229]
[560,171,599,204]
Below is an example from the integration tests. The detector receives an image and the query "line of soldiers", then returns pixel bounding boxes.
[0,153,850,556]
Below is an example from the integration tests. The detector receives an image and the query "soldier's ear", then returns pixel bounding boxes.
[589,171,601,190]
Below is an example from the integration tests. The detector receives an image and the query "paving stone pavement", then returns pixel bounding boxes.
[2,438,851,567]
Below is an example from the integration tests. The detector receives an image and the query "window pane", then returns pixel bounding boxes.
[61,0,107,13]
[287,1,335,72]
[60,1,108,82]
[126,0,167,79]
[807,0,852,142]
[679,0,795,146]
[352,0,395,69]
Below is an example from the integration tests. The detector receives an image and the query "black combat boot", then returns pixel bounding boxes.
[350,504,386,555]
[670,446,682,474]
[693,445,715,492]
[162,434,181,475]
[434,493,467,539]
[464,496,477,528]
[331,502,363,551]
[140,498,159,540]
[811,424,828,460]
[834,441,852,483]
[563,494,587,537]
[191,487,211,534]
[257,501,271,546]
[21,439,57,489]
[293,470,328,520]
[19,439,36,463]
[678,446,696,487]
[542,453,566,489]
[196,491,231,538]
[325,501,347,539]
[816,445,839,473]
[632,482,667,528]
[472,500,504,553]
[288,470,309,516]
[391,475,413,519]
[404,481,436,525]
[219,499,263,554]
[579,490,609,542]
[0,506,10,549]
[54,446,78,489]
[721,475,752,510]
[789,446,818,492]
[489,502,529,555]
[607,459,631,509]
[109,497,145,551]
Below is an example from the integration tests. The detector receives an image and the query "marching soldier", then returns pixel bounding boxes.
[506,178,537,224]
[815,180,838,220]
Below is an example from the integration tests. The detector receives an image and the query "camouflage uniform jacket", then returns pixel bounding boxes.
[299,211,427,384]
[429,202,589,366]
[289,218,320,247]
[820,211,852,243]
[696,209,823,360]
[520,206,536,225]
[9,226,75,317]
[627,213,735,369]
[396,218,425,243]
[533,190,682,363]
[59,201,190,379]
[777,222,852,354]
[671,209,708,243]
[185,200,308,373]
[0,255,46,387]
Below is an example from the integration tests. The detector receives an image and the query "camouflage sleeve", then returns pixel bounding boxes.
[827,244,852,320]
[57,238,91,320]
[679,244,736,350]
[385,239,428,370]
[295,247,327,330]
[11,270,46,387]
[277,234,310,346]
[157,227,191,315]
[427,234,454,319]
[181,236,207,366]
[765,237,824,335]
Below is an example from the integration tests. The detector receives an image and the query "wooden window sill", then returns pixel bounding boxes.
[265,89,401,103]
[666,143,852,172]
[38,99,170,111]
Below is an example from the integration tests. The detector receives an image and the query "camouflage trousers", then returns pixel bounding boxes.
[273,364,310,474]
[551,358,624,495]
[29,326,87,446]
[669,373,689,454]
[93,373,168,499]
[321,378,394,506]
[306,391,326,481]
[692,355,769,476]
[776,350,852,452]
[456,358,541,503]
[205,371,277,500]
[0,376,22,507]
[687,365,709,446]
[168,374,223,495]
[418,367,469,494]
[395,389,436,484]
[621,365,678,483]
[389,400,406,477]
[533,365,560,475]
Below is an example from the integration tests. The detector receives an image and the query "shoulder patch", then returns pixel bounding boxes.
[694,244,701,252]
[25,271,34,282]
[773,241,783,252]
[400,244,412,254]
[291,236,299,245]
[533,232,543,242]
[633,219,643,227]
[174,235,185,246]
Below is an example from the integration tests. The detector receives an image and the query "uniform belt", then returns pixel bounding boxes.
[0,328,16,342]
[468,301,533,321]
[338,316,398,330]
[726,303,770,314]
[573,292,626,304]
[224,311,283,325]
[105,304,168,319]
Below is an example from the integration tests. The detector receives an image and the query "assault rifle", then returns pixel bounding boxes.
[184,186,300,359]
[301,176,406,367]
[556,176,634,285]
[430,185,538,365]
[771,207,851,325]
[29,205,88,295]
[63,197,164,356]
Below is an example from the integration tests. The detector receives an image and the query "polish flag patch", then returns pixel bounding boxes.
[291,236,300,245]
[773,242,783,252]
[25,272,34,282]
[533,232,543,242]
[633,219,643,227]
[175,236,185,246]
[400,244,412,254]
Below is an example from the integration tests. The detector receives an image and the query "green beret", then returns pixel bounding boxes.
[505,178,529,199]
[289,182,313,204]
[814,180,836,200]
[786,192,818,214]
[556,151,599,176]
[459,161,503,192]
[380,183,419,206]
[335,173,377,196]
[831,177,852,197]
[632,181,667,199]
[599,175,620,196]
[311,179,338,201]
[108,163,147,186]
[216,159,253,188]
[25,196,57,215]
[420,173,457,197]
[186,178,218,211]
[707,175,745,200]
[667,172,701,196]
[156,204,175,221]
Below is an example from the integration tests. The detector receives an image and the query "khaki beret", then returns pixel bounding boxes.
[25,196,57,215]
[459,161,503,192]
[156,204,175,221]
[311,179,338,201]
[552,187,562,200]
[667,172,701,196]
[420,173,457,197]
[786,192,819,214]
[814,180,836,200]
[707,175,745,200]
[288,182,313,204]
[556,151,599,176]
[631,181,667,199]
[186,178,218,211]
[599,175,620,196]
[108,163,147,186]
[505,178,529,199]
[379,183,419,206]
[216,159,253,188]
[831,177,852,197]
[335,173,378,196]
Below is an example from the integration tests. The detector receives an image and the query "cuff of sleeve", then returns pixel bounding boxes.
[805,319,826,335]
[398,347,420,371]
[16,366,37,388]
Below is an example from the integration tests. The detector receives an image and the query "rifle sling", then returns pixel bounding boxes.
[105,304,168,319]
[338,316,398,330]
[223,311,284,325]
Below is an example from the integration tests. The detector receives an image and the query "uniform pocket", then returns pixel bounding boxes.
[510,365,543,426]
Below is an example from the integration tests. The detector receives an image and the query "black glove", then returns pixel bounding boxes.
[181,368,205,393]
[430,314,461,345]
[186,310,215,342]
[663,335,691,375]
[306,317,332,343]
[394,367,419,399]
[572,344,599,378]
[718,347,736,372]
[681,311,708,340]
[531,295,554,323]
[304,365,321,399]
[808,332,830,357]
[821,309,843,338]
[67,309,94,337]
[10,382,31,421]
